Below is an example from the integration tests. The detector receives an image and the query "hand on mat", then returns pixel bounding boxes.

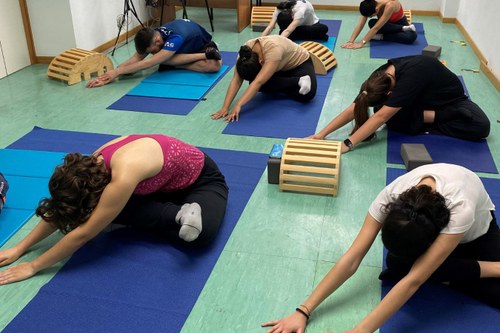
[224,106,241,122]
[210,108,229,120]
[307,134,325,140]
[341,41,354,48]
[0,262,36,285]
[0,246,23,267]
[261,312,307,333]
[343,42,364,49]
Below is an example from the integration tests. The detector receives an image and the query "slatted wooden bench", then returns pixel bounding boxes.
[47,48,114,85]
[251,6,275,28]
[279,138,341,196]
[299,41,337,75]
[404,9,412,24]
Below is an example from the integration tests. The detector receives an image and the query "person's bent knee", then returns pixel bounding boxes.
[400,31,417,44]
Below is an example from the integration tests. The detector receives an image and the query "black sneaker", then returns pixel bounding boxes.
[203,40,219,51]
[205,47,221,61]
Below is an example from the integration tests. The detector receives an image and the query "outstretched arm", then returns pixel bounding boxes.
[211,69,244,120]
[0,176,138,285]
[261,17,278,37]
[0,219,57,268]
[262,213,382,333]
[223,60,279,122]
[309,102,356,140]
[342,16,368,48]
[351,233,462,333]
[280,19,302,38]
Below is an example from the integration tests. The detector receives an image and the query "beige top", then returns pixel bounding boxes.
[245,35,310,72]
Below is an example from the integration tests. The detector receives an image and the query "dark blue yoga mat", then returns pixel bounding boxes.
[107,51,238,115]
[380,168,500,333]
[323,19,342,37]
[5,127,268,333]
[222,67,335,139]
[386,130,497,174]
[370,23,428,59]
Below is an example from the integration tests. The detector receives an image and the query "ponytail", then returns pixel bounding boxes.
[351,70,392,140]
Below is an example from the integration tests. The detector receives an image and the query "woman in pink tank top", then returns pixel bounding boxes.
[0,135,228,285]
[342,0,417,49]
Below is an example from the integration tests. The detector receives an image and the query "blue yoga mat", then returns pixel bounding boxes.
[127,65,230,100]
[323,19,342,37]
[222,67,335,139]
[0,148,67,246]
[107,52,238,115]
[386,130,497,174]
[5,128,268,333]
[0,208,34,247]
[380,168,500,333]
[295,36,337,51]
[370,23,428,59]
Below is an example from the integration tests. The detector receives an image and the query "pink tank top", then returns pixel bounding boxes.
[99,135,205,194]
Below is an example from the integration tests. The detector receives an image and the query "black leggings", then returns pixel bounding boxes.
[259,57,317,102]
[384,213,500,308]
[277,12,329,41]
[368,16,417,44]
[384,98,491,141]
[112,154,228,247]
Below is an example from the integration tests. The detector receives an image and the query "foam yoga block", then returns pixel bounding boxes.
[422,45,442,58]
[400,144,433,171]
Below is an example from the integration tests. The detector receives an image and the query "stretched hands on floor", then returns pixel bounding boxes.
[86,69,119,88]
[261,311,307,333]
[210,105,241,122]
[341,41,364,49]
[0,247,34,285]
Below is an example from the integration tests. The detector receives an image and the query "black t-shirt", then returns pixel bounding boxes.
[378,56,467,110]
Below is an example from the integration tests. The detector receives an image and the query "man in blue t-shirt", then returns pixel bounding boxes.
[87,19,221,88]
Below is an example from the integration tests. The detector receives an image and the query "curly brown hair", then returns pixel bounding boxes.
[36,153,111,234]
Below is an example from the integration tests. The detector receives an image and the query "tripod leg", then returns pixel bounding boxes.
[182,0,188,19]
[128,0,144,27]
[205,0,214,32]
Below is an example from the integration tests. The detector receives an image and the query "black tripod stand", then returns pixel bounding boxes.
[111,0,144,56]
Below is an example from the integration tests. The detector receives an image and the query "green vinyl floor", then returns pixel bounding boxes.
[0,8,499,333]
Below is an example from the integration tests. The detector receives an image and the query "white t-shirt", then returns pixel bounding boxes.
[273,0,320,26]
[369,164,495,243]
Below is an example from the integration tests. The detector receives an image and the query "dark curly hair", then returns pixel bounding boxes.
[236,45,262,81]
[381,185,451,259]
[36,153,111,234]
[359,0,377,17]
[135,27,156,55]
[277,0,297,10]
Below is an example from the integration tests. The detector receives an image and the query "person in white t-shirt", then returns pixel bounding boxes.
[262,163,499,333]
[261,0,329,41]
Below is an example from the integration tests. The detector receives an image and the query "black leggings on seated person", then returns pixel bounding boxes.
[112,154,228,247]
[368,16,417,44]
[259,57,317,102]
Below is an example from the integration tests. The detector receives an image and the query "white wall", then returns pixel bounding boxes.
[27,0,76,56]
[0,0,30,76]
[26,0,148,57]
[69,0,149,51]
[441,0,459,18]
[457,0,500,79]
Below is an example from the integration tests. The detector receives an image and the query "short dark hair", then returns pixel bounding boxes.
[277,0,297,10]
[236,45,262,81]
[135,27,156,54]
[359,0,377,17]
[381,185,450,259]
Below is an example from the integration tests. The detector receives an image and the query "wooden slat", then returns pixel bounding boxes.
[281,164,339,176]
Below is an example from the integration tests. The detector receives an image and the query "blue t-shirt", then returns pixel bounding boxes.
[155,19,211,54]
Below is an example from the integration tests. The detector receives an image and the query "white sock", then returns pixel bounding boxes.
[372,33,383,40]
[403,24,416,32]
[298,75,311,95]
[175,203,202,242]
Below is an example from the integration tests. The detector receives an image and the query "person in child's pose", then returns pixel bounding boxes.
[211,35,317,122]
[263,163,499,333]
[309,55,490,153]
[261,0,329,42]
[0,135,228,285]
[86,19,222,88]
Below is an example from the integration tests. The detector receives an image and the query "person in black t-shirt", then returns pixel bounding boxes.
[309,56,490,152]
